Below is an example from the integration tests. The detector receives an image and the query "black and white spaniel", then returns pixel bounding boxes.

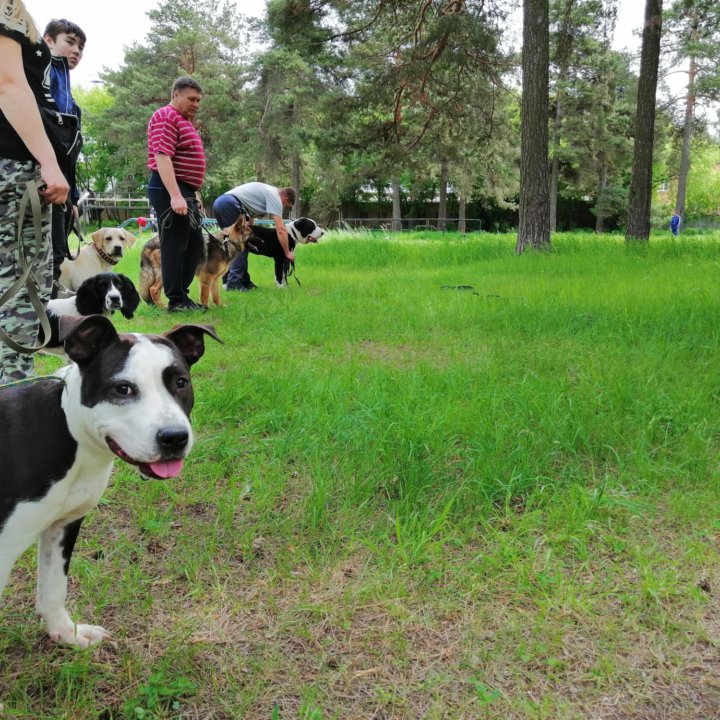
[44,272,140,352]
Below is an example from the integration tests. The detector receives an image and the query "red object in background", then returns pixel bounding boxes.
[137,216,148,229]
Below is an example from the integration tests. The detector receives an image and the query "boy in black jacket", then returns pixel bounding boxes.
[43,18,86,296]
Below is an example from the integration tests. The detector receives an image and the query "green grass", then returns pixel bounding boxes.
[2,229,720,718]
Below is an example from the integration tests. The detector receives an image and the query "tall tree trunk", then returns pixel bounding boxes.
[675,54,696,224]
[391,177,402,232]
[291,99,301,216]
[292,153,301,216]
[595,158,608,233]
[626,0,663,243]
[549,89,563,233]
[517,0,551,254]
[458,195,466,233]
[437,156,449,231]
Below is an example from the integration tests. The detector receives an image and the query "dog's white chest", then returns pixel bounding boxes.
[0,458,113,567]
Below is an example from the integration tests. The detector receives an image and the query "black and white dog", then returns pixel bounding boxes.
[0,315,220,647]
[44,272,140,352]
[245,217,325,287]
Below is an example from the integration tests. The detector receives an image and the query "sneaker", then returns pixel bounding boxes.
[168,301,207,313]
[168,301,192,313]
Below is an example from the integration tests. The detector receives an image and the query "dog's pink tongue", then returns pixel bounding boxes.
[149,459,184,479]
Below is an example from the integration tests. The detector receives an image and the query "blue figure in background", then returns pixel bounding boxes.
[670,211,680,236]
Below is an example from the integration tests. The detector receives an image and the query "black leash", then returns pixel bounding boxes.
[65,214,85,261]
[284,259,301,286]
[158,196,205,233]
[0,180,53,354]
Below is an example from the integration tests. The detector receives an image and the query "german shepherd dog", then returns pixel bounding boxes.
[139,214,251,307]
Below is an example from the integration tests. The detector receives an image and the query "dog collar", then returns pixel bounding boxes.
[94,244,120,265]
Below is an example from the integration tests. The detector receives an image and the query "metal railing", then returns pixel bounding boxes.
[331,217,483,232]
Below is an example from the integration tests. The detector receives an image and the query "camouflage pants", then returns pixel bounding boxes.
[0,158,53,384]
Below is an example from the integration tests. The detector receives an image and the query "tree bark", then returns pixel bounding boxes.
[391,177,402,231]
[625,0,663,243]
[438,156,449,231]
[292,98,302,216]
[516,0,551,254]
[675,54,696,224]
[549,90,562,233]
[595,159,608,233]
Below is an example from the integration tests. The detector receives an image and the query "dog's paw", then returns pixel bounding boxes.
[49,622,111,648]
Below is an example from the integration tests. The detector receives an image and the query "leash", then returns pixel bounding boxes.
[284,260,301,286]
[158,197,205,234]
[0,374,65,392]
[51,214,88,295]
[0,180,53,354]
[66,215,86,261]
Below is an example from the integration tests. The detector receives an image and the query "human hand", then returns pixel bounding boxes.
[171,194,188,215]
[39,164,69,205]
[285,250,295,262]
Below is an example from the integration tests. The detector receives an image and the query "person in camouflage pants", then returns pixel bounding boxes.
[0,0,70,384]
[0,158,53,384]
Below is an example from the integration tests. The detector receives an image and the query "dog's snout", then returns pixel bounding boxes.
[156,427,189,454]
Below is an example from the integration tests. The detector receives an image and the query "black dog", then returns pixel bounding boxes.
[44,272,140,351]
[239,217,325,287]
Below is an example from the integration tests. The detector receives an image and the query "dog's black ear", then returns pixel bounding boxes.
[74,275,105,316]
[60,315,119,367]
[164,324,222,367]
[117,274,141,319]
[294,217,313,236]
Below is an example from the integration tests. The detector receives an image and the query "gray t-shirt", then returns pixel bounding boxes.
[227,182,282,218]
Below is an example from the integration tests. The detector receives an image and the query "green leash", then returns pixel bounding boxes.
[0,179,53,354]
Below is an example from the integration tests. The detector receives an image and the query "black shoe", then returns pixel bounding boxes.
[168,301,207,313]
[168,302,192,313]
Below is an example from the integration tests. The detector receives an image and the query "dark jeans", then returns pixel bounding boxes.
[50,202,73,298]
[213,193,251,289]
[148,172,204,306]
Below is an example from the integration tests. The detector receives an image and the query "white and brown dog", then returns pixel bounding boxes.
[0,315,220,647]
[58,228,136,293]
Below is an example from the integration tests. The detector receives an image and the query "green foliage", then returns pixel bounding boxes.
[69,0,720,229]
[74,86,117,193]
[122,672,198,718]
[97,0,251,192]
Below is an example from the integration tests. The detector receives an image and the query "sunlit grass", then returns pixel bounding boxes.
[14,229,720,718]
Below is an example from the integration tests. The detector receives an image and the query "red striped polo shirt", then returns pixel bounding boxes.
[147,104,206,190]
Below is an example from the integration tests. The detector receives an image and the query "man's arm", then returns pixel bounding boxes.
[154,153,187,215]
[273,214,294,261]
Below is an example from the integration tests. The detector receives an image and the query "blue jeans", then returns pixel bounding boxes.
[213,193,251,289]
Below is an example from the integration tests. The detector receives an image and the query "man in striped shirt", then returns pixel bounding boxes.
[147,76,207,312]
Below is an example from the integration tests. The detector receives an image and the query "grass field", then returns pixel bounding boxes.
[2,229,720,719]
